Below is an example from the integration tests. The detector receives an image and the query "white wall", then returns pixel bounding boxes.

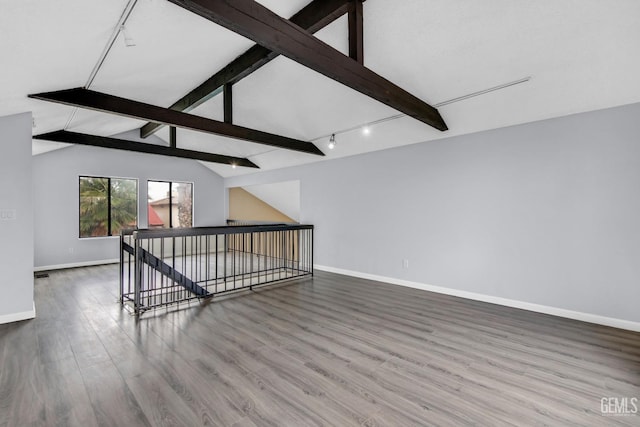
[0,113,34,323]
[33,131,226,269]
[226,103,640,325]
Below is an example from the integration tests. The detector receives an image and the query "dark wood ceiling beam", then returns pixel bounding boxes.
[348,0,364,64]
[166,0,447,132]
[169,126,177,148]
[29,88,324,156]
[140,0,360,138]
[33,130,259,168]
[223,83,232,124]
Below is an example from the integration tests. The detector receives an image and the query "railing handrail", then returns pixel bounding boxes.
[124,223,313,239]
[226,219,299,226]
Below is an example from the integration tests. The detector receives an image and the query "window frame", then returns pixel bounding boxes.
[147,179,194,229]
[78,175,139,239]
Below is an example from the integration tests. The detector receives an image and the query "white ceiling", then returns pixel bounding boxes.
[2,0,640,177]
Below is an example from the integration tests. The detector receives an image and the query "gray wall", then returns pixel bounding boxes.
[33,131,225,268]
[0,113,34,319]
[226,103,640,323]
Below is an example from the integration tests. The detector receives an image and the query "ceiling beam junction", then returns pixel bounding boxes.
[139,0,361,138]
[29,88,324,156]
[33,130,259,168]
[166,0,447,131]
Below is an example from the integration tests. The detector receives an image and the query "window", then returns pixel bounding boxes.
[147,180,193,228]
[79,176,138,238]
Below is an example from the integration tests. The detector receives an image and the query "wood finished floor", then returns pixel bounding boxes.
[1,265,639,426]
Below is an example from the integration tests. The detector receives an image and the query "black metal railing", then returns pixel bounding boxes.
[120,224,313,314]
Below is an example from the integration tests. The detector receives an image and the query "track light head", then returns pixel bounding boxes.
[328,133,336,150]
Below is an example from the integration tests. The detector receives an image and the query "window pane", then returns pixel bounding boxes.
[79,177,109,237]
[110,178,137,235]
[148,180,193,228]
[173,182,193,228]
[148,181,170,228]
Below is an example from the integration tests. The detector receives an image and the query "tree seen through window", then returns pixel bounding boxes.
[79,176,138,238]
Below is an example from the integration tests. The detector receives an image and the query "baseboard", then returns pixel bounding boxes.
[314,265,640,333]
[0,302,36,325]
[34,258,120,272]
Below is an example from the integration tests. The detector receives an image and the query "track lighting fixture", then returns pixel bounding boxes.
[311,76,531,145]
[328,134,336,150]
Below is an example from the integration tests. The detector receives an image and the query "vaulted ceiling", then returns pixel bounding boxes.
[2,0,640,177]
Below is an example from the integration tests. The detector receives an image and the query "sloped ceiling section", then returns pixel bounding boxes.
[3,0,640,175]
[241,181,301,222]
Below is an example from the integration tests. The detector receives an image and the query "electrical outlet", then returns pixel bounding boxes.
[69,247,75,254]
[0,209,16,221]
[402,259,409,269]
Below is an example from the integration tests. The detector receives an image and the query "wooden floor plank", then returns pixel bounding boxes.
[79,360,151,427]
[295,275,640,383]
[38,356,99,427]
[124,370,204,427]
[0,264,638,426]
